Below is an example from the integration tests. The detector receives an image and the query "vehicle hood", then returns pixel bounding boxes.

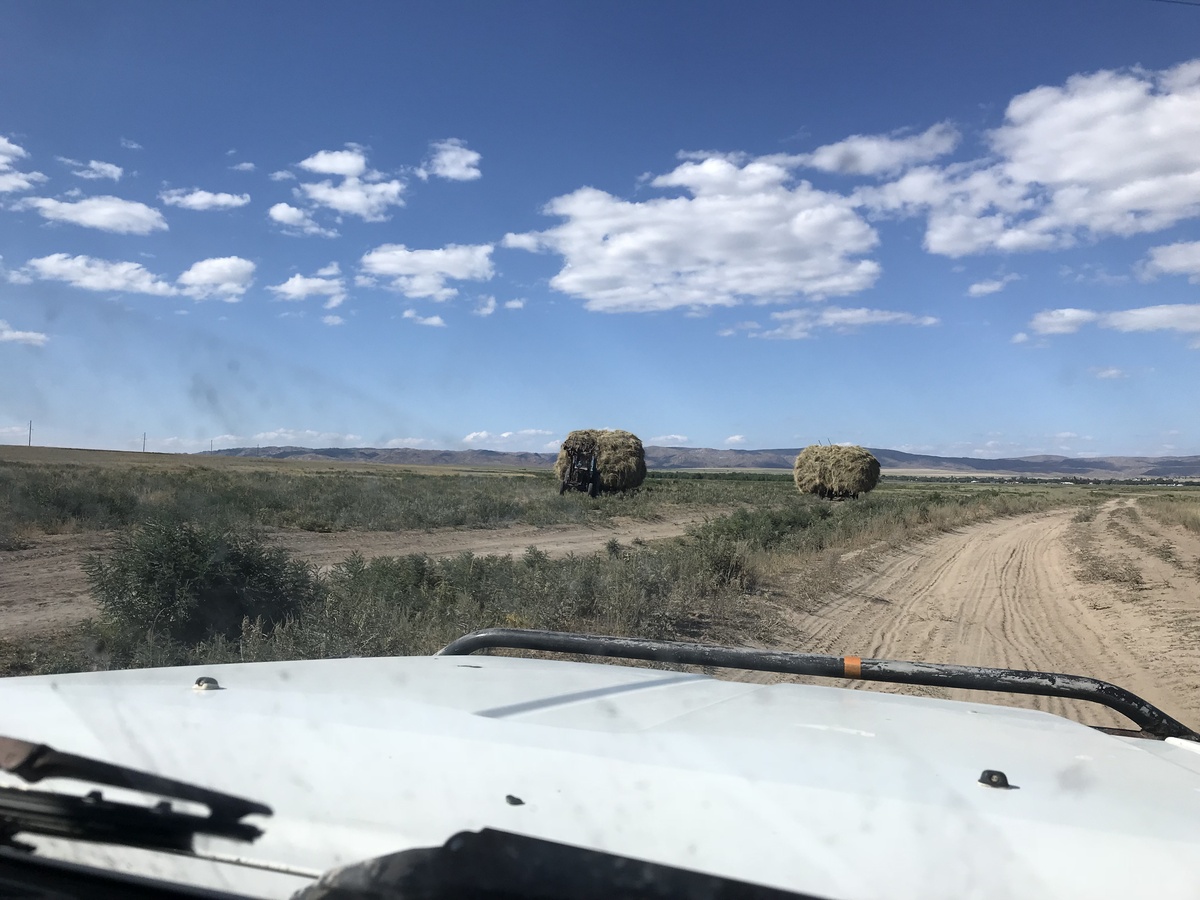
[2,654,1200,899]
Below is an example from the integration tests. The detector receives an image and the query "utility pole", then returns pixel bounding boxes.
[28,421,31,447]
[210,439,214,454]
[143,432,147,453]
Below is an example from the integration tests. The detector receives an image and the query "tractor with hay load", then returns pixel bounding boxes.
[555,429,647,496]
[793,444,881,499]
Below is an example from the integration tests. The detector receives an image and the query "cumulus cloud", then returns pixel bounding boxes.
[1011,332,1029,344]
[58,157,122,180]
[268,202,336,237]
[0,320,48,346]
[23,253,176,295]
[1095,367,1126,379]
[1030,304,1200,337]
[160,188,250,210]
[461,429,553,449]
[316,262,340,277]
[418,138,482,181]
[803,122,959,176]
[385,437,437,448]
[860,61,1200,256]
[268,272,347,309]
[473,295,497,316]
[292,145,405,221]
[1141,240,1200,283]
[0,136,47,193]
[120,137,142,150]
[725,435,746,445]
[649,434,689,445]
[967,273,1020,296]
[361,243,494,300]
[252,429,362,446]
[18,195,167,234]
[755,306,939,339]
[402,309,446,327]
[269,170,294,182]
[505,154,880,313]
[230,161,256,172]
[504,299,526,309]
[322,315,344,326]
[176,257,255,301]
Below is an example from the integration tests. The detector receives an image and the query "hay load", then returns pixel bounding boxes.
[793,444,880,500]
[554,429,647,495]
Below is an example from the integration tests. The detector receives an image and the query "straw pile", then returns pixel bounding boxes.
[554,429,647,492]
[793,444,880,499]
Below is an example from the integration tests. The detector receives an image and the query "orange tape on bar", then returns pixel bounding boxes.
[843,656,863,679]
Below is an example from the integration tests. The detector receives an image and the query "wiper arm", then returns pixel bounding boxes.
[0,735,271,853]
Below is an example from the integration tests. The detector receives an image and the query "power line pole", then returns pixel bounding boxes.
[28,421,31,447]
[143,432,146,453]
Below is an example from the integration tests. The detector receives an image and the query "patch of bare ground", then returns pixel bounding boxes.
[0,514,712,640]
[738,500,1200,732]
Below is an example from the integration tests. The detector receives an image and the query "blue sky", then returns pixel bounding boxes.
[4,1,1200,458]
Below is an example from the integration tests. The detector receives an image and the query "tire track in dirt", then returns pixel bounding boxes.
[753,504,1200,731]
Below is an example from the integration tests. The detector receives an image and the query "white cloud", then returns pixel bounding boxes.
[268,272,347,308]
[803,122,959,176]
[967,273,1020,296]
[298,147,367,177]
[419,138,482,181]
[461,429,553,449]
[649,434,689,444]
[385,437,437,448]
[269,170,294,182]
[474,295,497,316]
[322,315,344,326]
[252,429,362,446]
[1141,240,1200,283]
[1095,367,1126,379]
[504,299,525,309]
[755,306,939,339]
[0,137,47,193]
[402,309,446,327]
[505,154,879,312]
[725,435,746,445]
[120,138,142,150]
[230,161,256,172]
[268,202,336,237]
[18,195,167,234]
[177,257,255,302]
[361,243,494,300]
[23,253,176,295]
[1011,332,1029,344]
[316,262,340,277]
[0,320,48,346]
[1029,308,1101,334]
[298,175,405,221]
[160,188,250,210]
[861,61,1200,256]
[1030,304,1200,337]
[59,157,122,180]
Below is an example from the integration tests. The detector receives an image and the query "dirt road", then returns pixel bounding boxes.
[0,515,709,638]
[761,498,1200,730]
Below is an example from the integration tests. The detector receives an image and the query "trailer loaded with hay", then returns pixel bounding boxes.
[793,444,880,500]
[555,429,647,496]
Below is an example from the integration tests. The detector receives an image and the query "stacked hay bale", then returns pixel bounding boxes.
[793,444,880,500]
[554,429,647,493]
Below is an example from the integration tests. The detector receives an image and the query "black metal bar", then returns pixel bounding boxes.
[437,628,1200,741]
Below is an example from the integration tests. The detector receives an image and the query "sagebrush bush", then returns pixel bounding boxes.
[83,520,322,644]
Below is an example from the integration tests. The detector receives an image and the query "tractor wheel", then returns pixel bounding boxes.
[589,475,601,498]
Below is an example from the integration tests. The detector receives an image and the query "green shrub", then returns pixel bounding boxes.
[83,521,321,644]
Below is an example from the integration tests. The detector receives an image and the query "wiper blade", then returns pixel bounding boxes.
[0,735,270,853]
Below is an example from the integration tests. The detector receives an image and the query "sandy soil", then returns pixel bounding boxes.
[753,498,1200,730]
[0,515,711,638]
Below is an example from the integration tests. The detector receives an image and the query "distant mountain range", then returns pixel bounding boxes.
[205,445,1200,479]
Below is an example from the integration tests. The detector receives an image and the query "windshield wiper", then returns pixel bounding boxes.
[0,735,270,854]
